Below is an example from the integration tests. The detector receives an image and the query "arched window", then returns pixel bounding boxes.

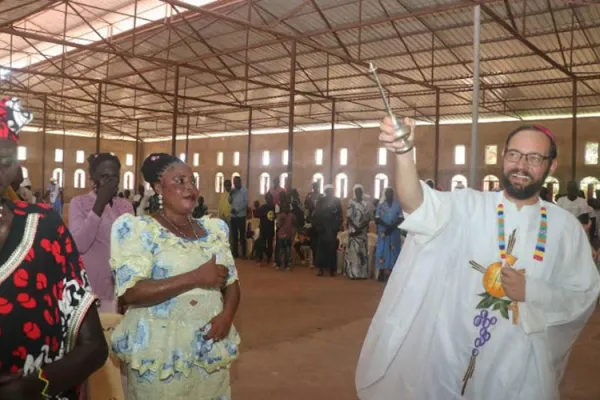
[312,173,324,194]
[232,172,241,182]
[21,166,28,179]
[260,172,270,195]
[215,172,224,193]
[544,176,559,199]
[451,174,468,191]
[335,173,349,198]
[193,172,200,190]
[374,173,388,199]
[74,169,86,189]
[482,175,499,191]
[280,173,288,190]
[123,171,134,190]
[52,168,64,188]
[580,176,600,198]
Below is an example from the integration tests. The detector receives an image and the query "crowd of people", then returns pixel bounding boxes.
[210,175,406,281]
[0,98,240,399]
[1,96,599,400]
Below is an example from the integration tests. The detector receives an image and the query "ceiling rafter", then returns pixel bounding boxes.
[23,0,572,103]
[162,0,438,89]
[47,1,251,100]
[478,2,575,78]
[310,0,352,58]
[0,0,63,29]
[395,1,522,119]
[377,0,428,82]
[66,1,173,106]
[246,1,431,119]
[547,0,568,68]
[82,11,596,106]
[570,4,600,68]
[167,10,244,104]
[250,3,326,97]
[0,0,598,138]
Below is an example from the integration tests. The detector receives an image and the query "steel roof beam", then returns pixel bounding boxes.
[110,53,599,111]
[161,0,437,90]
[43,2,579,100]
[0,86,176,114]
[2,65,247,108]
[2,27,330,99]
[0,0,64,29]
[81,20,598,104]
[478,2,575,78]
[301,0,504,38]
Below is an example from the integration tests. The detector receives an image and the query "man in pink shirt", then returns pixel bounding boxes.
[69,153,133,313]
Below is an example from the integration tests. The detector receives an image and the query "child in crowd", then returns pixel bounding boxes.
[276,202,296,271]
[256,193,276,266]
[252,200,261,218]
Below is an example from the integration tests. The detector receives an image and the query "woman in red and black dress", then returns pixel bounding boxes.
[0,97,107,400]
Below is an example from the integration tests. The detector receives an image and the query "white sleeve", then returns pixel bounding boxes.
[400,181,453,244]
[520,220,600,334]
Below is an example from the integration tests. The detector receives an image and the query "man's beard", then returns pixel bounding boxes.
[500,166,549,200]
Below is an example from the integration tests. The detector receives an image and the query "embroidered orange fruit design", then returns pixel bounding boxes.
[472,254,517,298]
[482,262,505,298]
[481,254,517,298]
[470,253,521,321]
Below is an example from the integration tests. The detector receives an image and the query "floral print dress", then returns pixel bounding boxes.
[345,199,371,279]
[109,214,240,400]
[0,201,96,400]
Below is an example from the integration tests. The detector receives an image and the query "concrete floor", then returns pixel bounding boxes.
[230,262,600,400]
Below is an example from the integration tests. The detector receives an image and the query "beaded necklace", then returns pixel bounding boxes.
[496,203,547,262]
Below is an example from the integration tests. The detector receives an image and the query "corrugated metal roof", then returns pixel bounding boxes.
[3,0,599,137]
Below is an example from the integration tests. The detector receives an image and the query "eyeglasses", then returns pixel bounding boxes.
[504,149,551,167]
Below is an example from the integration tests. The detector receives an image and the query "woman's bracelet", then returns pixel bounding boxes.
[37,368,51,399]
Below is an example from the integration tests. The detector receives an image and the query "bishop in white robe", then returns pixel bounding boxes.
[356,121,600,400]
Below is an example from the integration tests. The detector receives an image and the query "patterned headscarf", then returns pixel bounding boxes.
[0,97,33,142]
[0,97,32,202]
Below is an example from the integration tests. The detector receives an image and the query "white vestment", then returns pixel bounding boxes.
[356,183,600,400]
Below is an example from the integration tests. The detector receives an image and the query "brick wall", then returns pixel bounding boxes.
[145,117,599,209]
[18,132,139,203]
[19,116,600,209]
[412,117,598,191]
[143,128,397,209]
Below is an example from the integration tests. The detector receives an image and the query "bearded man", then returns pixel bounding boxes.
[356,121,600,400]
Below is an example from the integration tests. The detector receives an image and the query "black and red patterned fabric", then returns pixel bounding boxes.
[0,97,33,142]
[0,201,96,400]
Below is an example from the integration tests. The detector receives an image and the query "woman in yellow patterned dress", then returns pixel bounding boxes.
[109,153,241,400]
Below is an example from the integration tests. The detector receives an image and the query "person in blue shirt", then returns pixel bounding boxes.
[375,187,403,282]
[229,175,249,258]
